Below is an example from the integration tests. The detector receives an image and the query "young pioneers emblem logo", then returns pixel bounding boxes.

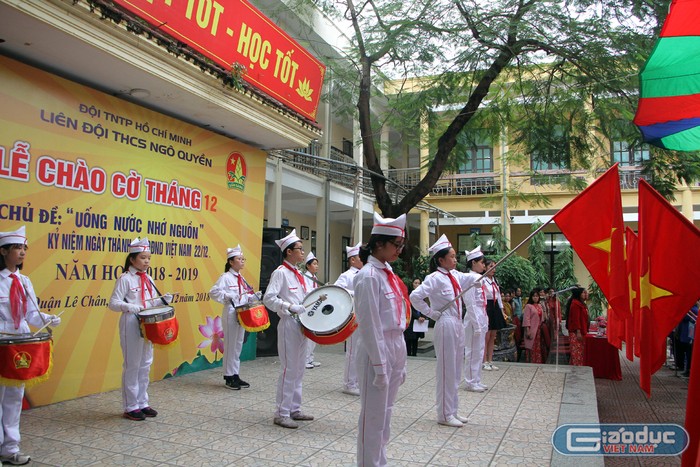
[226,152,247,191]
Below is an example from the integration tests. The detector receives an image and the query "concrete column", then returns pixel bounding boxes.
[681,182,693,221]
[380,125,389,172]
[419,210,429,254]
[316,192,329,281]
[268,159,283,228]
[417,111,430,251]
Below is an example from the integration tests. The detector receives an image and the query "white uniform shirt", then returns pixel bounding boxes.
[483,276,503,309]
[334,266,360,296]
[410,267,478,321]
[108,267,160,313]
[263,260,307,317]
[210,270,252,311]
[353,256,407,376]
[0,269,51,334]
[463,271,488,333]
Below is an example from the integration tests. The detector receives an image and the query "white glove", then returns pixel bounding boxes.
[289,304,307,315]
[127,304,142,314]
[247,292,259,303]
[49,315,61,326]
[431,311,442,321]
[373,373,388,390]
[400,368,407,385]
[238,294,250,306]
[254,291,263,301]
[163,293,173,304]
[473,278,483,288]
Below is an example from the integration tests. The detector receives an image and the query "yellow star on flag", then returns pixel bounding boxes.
[589,227,616,273]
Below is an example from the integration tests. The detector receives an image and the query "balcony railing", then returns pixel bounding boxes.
[388,168,500,197]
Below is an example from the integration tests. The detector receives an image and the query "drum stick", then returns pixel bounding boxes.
[144,295,171,303]
[32,310,65,337]
[303,294,328,311]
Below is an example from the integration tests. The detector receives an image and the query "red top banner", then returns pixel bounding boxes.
[114,0,326,121]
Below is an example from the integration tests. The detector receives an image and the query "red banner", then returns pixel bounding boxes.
[113,0,326,121]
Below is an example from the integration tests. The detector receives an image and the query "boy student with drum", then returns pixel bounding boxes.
[0,226,61,466]
[334,242,363,396]
[410,234,480,428]
[209,245,256,390]
[303,252,321,370]
[354,213,409,467]
[262,229,314,429]
[108,237,173,421]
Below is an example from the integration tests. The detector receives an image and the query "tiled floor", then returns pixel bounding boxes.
[18,344,602,467]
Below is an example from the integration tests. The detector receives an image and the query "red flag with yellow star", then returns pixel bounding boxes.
[638,179,700,396]
[553,164,630,338]
[625,227,641,361]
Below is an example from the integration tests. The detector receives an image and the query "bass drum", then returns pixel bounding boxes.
[299,285,356,345]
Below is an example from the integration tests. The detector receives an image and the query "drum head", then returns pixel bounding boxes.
[0,332,51,344]
[139,306,174,317]
[300,285,353,333]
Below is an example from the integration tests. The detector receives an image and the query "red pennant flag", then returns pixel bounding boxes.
[638,179,700,396]
[624,227,640,361]
[553,164,630,345]
[682,324,700,467]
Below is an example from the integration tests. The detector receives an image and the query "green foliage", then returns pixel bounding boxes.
[527,221,548,287]
[553,246,578,305]
[393,253,430,289]
[492,254,537,294]
[587,278,608,319]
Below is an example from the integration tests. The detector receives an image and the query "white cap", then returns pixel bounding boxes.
[371,212,406,238]
[428,234,452,258]
[275,229,301,251]
[128,237,150,254]
[0,226,27,248]
[227,244,243,259]
[346,242,361,258]
[305,251,317,264]
[466,245,483,261]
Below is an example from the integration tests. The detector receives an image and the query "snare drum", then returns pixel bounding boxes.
[299,285,357,345]
[236,299,270,332]
[0,332,53,387]
[137,306,179,346]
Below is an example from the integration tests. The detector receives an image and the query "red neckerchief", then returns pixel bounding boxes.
[136,271,153,307]
[441,269,461,312]
[283,262,307,293]
[382,268,409,326]
[9,273,26,330]
[312,274,318,289]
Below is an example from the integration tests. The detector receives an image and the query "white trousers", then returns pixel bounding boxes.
[120,312,152,412]
[463,323,485,387]
[344,331,359,390]
[357,330,406,467]
[223,308,245,376]
[435,316,464,422]
[305,340,316,365]
[275,316,307,418]
[0,385,23,456]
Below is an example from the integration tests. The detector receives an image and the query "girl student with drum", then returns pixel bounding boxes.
[209,245,256,390]
[354,213,409,467]
[303,252,321,370]
[108,237,172,421]
[335,242,363,396]
[262,229,314,429]
[0,226,61,466]
[409,234,480,428]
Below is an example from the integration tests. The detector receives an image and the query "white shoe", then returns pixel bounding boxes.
[465,384,486,393]
[476,383,489,390]
[490,362,500,370]
[342,387,360,396]
[438,416,463,427]
[305,362,314,369]
[312,361,321,367]
[482,363,492,371]
[0,452,31,465]
[455,414,469,423]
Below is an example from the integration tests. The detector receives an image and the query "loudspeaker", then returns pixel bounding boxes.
[257,228,285,357]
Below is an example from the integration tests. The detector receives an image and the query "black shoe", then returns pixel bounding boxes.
[141,406,158,417]
[123,410,146,421]
[233,375,250,388]
[225,378,241,390]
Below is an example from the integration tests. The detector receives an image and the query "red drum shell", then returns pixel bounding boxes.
[303,314,358,345]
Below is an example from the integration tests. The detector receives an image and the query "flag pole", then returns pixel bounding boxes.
[437,217,554,313]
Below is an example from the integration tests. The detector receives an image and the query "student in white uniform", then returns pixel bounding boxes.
[303,252,321,370]
[335,242,363,396]
[109,237,172,421]
[209,245,255,390]
[354,213,408,467]
[0,226,61,466]
[410,234,480,427]
[262,229,314,429]
[462,246,489,392]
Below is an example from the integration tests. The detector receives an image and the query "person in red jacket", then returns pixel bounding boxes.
[565,287,590,366]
